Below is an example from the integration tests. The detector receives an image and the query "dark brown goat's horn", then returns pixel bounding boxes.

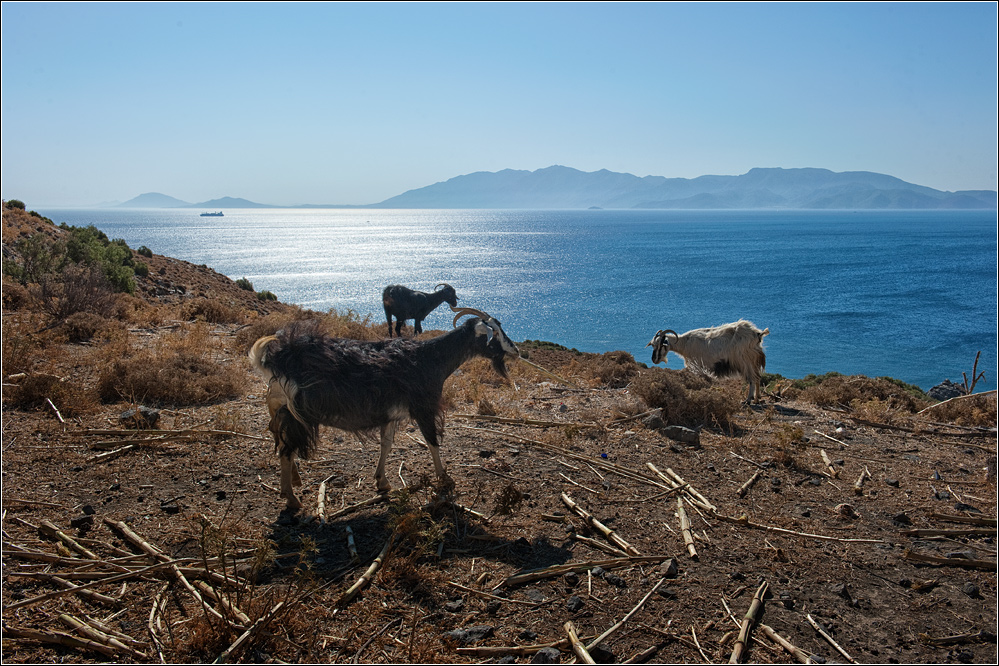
[451,306,490,328]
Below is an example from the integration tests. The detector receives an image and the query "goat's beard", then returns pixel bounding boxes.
[491,356,509,379]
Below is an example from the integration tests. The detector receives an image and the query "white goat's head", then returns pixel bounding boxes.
[646,329,678,365]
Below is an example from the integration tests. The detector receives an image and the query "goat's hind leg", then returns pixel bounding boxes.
[414,412,455,493]
[268,403,305,511]
[374,421,399,494]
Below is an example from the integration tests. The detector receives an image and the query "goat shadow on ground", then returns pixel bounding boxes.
[257,499,573,590]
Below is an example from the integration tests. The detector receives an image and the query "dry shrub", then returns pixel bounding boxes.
[926,393,997,428]
[60,311,125,343]
[180,297,246,324]
[585,350,640,388]
[5,372,98,416]
[36,264,118,321]
[2,276,33,309]
[789,374,928,413]
[234,307,378,351]
[2,316,43,376]
[630,367,743,429]
[96,321,247,406]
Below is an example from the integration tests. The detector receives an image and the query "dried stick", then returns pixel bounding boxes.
[317,477,329,522]
[646,463,715,512]
[3,626,120,659]
[587,578,666,650]
[902,550,996,570]
[58,613,148,660]
[676,497,698,560]
[919,630,988,647]
[147,582,169,663]
[712,513,885,544]
[499,555,671,588]
[812,429,850,447]
[338,535,393,606]
[806,614,856,663]
[759,624,813,664]
[455,636,594,657]
[518,356,582,388]
[4,560,179,611]
[573,533,629,556]
[345,525,360,564]
[819,450,838,478]
[565,621,596,664]
[325,493,389,521]
[446,581,542,606]
[918,389,997,414]
[51,575,121,607]
[730,581,767,663]
[194,580,251,626]
[902,528,997,538]
[105,518,225,621]
[562,493,641,556]
[929,512,997,527]
[38,519,99,560]
[736,470,761,498]
[852,467,870,495]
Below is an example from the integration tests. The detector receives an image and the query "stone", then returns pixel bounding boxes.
[444,625,494,645]
[531,647,562,664]
[662,425,700,445]
[928,379,967,401]
[566,595,585,612]
[119,405,160,429]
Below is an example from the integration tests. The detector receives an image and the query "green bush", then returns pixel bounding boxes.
[235,277,254,291]
[6,199,25,210]
[134,261,149,277]
[257,290,277,301]
[137,245,153,258]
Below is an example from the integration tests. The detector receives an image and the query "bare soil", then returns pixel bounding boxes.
[2,208,997,664]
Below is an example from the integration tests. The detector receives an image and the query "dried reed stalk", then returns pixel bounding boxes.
[929,512,997,526]
[562,493,641,555]
[58,613,148,660]
[806,614,856,663]
[819,450,838,478]
[586,578,666,650]
[645,463,715,512]
[455,636,592,656]
[759,624,813,663]
[573,533,628,556]
[499,555,671,588]
[446,581,542,606]
[50,575,121,607]
[901,528,997,538]
[565,621,596,664]
[903,550,996,570]
[3,626,120,659]
[853,467,869,495]
[39,519,98,559]
[729,581,767,663]
[713,513,885,544]
[325,494,389,521]
[676,498,698,560]
[736,470,761,498]
[338,535,393,606]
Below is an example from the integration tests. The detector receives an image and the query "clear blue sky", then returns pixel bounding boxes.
[2,2,996,207]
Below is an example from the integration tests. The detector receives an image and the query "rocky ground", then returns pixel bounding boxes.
[2,204,997,664]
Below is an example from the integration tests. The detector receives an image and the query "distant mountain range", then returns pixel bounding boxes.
[115,166,997,210]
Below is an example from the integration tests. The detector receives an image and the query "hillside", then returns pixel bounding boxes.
[2,201,997,664]
[376,166,999,210]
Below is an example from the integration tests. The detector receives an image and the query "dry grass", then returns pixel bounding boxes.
[630,367,744,429]
[95,320,248,406]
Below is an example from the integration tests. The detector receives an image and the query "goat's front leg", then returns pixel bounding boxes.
[414,411,454,492]
[374,420,399,494]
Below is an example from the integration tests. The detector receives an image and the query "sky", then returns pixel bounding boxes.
[2,2,996,207]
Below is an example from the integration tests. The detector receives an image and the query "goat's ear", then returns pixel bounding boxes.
[474,320,495,343]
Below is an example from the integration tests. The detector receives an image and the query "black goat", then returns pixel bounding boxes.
[248,307,519,510]
[382,283,458,337]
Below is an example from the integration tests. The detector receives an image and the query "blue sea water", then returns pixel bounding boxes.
[35,207,998,392]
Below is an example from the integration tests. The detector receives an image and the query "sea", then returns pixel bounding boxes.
[35,207,998,393]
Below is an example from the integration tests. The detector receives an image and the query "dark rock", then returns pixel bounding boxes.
[70,515,94,531]
[659,558,679,579]
[81,504,96,515]
[532,647,562,664]
[589,646,616,663]
[928,379,967,401]
[498,657,517,665]
[891,512,911,526]
[519,630,538,641]
[71,466,84,472]
[564,572,580,587]
[524,588,546,603]
[215,490,227,501]
[656,586,678,599]
[566,595,585,612]
[604,573,628,588]
[662,425,700,445]
[119,406,160,429]
[961,582,981,598]
[935,491,951,500]
[444,625,494,645]
[590,566,606,578]
[478,449,494,458]
[808,478,822,486]
[954,502,982,513]
[444,598,465,613]
[779,591,795,609]
[485,600,502,615]
[885,478,900,488]
[161,504,180,515]
[831,583,851,600]
[642,414,665,430]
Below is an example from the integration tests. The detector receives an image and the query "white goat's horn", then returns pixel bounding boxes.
[662,329,678,339]
[451,306,490,328]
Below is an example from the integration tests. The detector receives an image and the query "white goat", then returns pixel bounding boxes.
[646,320,770,403]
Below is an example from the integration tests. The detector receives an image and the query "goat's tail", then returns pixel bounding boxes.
[249,334,319,460]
